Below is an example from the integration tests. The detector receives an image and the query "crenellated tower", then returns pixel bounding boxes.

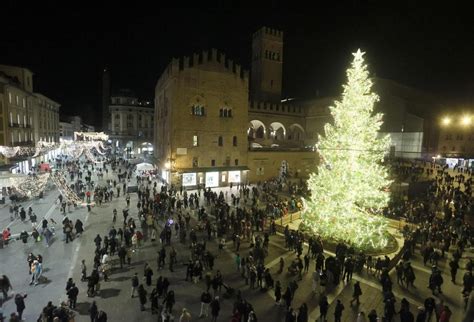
[250,26,284,103]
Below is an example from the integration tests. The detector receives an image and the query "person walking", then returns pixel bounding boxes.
[274,281,282,305]
[199,290,212,318]
[449,259,459,283]
[89,301,98,322]
[81,259,87,282]
[150,288,159,314]
[144,263,154,286]
[319,295,329,322]
[67,283,79,309]
[350,281,362,306]
[210,296,220,322]
[14,293,27,320]
[297,303,308,322]
[131,273,139,298]
[137,284,147,311]
[334,299,344,322]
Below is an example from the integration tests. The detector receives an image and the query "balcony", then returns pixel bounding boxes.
[9,123,20,128]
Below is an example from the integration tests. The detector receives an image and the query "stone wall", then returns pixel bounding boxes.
[247,150,318,182]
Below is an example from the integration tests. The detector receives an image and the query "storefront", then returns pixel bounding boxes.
[434,157,474,170]
[177,166,249,188]
[12,147,61,174]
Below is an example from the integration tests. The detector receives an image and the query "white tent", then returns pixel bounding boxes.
[136,162,154,171]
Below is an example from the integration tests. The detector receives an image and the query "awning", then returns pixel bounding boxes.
[177,166,250,173]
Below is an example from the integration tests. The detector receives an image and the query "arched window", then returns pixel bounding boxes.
[218,136,223,146]
[233,136,237,146]
[192,105,205,116]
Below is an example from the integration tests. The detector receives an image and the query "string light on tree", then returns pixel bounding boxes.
[302,49,392,250]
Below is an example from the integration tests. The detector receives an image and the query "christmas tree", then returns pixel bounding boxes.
[302,49,392,250]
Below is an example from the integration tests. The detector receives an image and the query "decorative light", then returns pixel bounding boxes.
[441,117,451,126]
[50,171,83,204]
[73,132,109,141]
[302,49,391,250]
[10,173,50,198]
[461,116,471,126]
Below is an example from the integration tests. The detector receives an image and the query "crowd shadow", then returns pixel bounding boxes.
[74,301,92,315]
[99,288,121,298]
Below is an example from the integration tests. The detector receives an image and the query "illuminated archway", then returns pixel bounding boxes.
[248,120,266,139]
[269,122,286,140]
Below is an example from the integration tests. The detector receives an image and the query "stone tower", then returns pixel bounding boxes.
[250,27,284,103]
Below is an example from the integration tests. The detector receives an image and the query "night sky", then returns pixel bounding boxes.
[1,2,473,126]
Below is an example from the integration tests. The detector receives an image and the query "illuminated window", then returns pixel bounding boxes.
[16,95,19,105]
[8,92,12,104]
[191,105,205,116]
[193,135,198,147]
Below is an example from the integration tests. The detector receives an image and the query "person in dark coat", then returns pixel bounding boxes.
[297,303,308,322]
[75,219,84,235]
[274,281,282,305]
[285,308,296,322]
[67,283,79,309]
[350,281,362,305]
[14,293,27,320]
[137,284,147,311]
[89,301,98,322]
[319,295,329,321]
[144,263,153,286]
[334,299,345,322]
[162,290,175,313]
[19,230,29,243]
[210,296,220,322]
[283,286,292,310]
[150,288,159,314]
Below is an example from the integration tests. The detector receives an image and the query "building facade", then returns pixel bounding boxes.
[154,26,438,186]
[155,49,250,186]
[0,64,60,171]
[33,93,60,143]
[109,90,154,157]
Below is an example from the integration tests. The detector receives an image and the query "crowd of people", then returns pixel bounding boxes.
[0,155,473,321]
